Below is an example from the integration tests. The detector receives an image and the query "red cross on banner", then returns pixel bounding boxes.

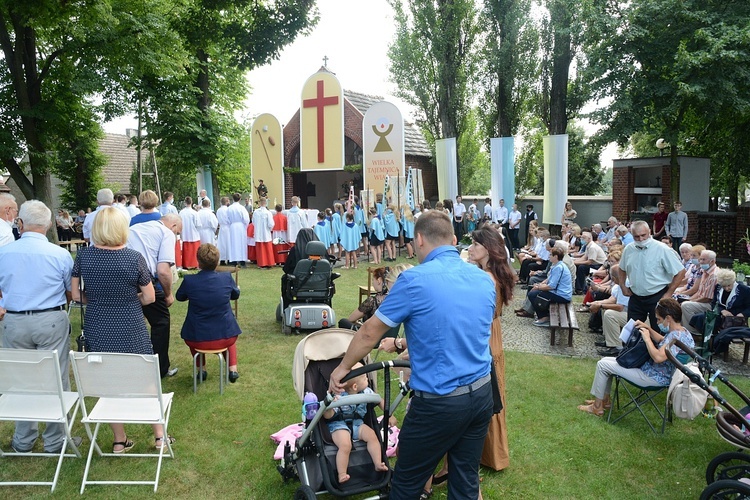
[300,71,344,171]
[303,80,339,163]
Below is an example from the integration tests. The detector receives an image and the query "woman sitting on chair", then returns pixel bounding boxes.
[176,243,242,383]
[338,264,412,331]
[577,298,695,416]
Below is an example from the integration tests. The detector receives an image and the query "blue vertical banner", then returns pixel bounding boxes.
[490,137,516,208]
[197,166,213,200]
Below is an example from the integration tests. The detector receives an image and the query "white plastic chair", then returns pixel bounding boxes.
[69,351,174,493]
[0,348,81,492]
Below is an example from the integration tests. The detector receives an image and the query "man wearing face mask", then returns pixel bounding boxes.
[680,250,719,337]
[618,220,685,329]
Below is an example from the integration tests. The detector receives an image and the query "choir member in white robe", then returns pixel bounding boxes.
[216,197,232,263]
[179,197,201,269]
[286,196,308,247]
[227,193,250,265]
[252,197,276,268]
[197,199,218,245]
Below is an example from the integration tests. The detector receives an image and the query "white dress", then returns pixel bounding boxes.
[216,205,231,261]
[226,202,250,262]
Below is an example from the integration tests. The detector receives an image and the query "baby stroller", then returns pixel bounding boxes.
[277,328,410,499]
[667,339,750,499]
[277,240,340,335]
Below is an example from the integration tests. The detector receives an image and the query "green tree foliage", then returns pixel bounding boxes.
[583,0,750,202]
[516,119,603,195]
[478,0,538,139]
[388,0,478,193]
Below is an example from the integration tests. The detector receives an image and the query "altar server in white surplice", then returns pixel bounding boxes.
[286,196,308,248]
[252,197,275,268]
[179,197,201,269]
[216,197,232,263]
[227,193,250,265]
[197,198,218,245]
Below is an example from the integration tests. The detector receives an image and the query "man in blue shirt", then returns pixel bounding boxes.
[330,210,495,499]
[0,200,75,453]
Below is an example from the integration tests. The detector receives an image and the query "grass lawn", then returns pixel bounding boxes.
[1,254,749,499]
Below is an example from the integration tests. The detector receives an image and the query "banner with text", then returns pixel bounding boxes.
[363,101,404,196]
[251,113,284,207]
[300,71,344,171]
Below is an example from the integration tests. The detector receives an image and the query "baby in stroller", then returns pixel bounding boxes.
[324,363,389,483]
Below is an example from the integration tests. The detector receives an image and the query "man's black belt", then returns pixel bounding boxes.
[413,373,491,399]
[6,305,66,315]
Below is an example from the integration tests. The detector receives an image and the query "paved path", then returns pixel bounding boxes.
[503,284,750,377]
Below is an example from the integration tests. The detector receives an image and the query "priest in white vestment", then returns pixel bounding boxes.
[216,197,232,263]
[197,199,218,245]
[252,197,275,268]
[227,193,250,266]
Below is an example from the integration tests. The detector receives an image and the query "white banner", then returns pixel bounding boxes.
[543,134,569,226]
[435,138,458,201]
[363,101,404,196]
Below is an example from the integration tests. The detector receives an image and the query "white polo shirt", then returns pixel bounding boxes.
[127,220,175,276]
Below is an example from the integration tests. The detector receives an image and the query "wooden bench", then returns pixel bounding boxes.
[58,239,87,251]
[549,302,579,347]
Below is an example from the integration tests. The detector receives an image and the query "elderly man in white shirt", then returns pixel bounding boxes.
[0,193,17,247]
[83,188,115,243]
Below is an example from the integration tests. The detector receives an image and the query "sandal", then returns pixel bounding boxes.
[516,311,534,318]
[154,435,175,450]
[420,489,433,499]
[577,403,605,417]
[576,307,590,313]
[584,399,611,409]
[113,438,134,454]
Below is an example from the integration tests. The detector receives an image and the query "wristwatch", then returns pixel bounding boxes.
[395,338,404,353]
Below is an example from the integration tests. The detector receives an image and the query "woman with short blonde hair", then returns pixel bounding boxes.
[90,207,129,247]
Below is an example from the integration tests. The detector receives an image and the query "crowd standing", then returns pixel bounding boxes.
[1,185,746,498]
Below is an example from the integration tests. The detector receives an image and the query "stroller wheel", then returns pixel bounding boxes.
[294,485,316,500]
[700,479,750,500]
[707,452,750,485]
[276,303,282,322]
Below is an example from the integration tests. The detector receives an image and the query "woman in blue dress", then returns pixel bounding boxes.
[314,212,331,249]
[382,204,400,262]
[401,206,415,259]
[368,206,384,265]
[332,203,344,259]
[353,196,368,257]
[340,212,360,269]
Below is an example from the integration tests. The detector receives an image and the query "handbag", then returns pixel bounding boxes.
[488,353,503,415]
[616,327,651,368]
[667,361,708,420]
[721,315,747,330]
[533,295,551,312]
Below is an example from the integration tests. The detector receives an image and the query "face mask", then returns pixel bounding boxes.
[634,237,650,249]
[700,263,710,270]
[658,323,670,334]
[690,258,698,265]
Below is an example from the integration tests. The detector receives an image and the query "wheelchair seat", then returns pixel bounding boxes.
[285,241,335,305]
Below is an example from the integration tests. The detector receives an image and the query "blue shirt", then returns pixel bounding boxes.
[621,232,634,246]
[375,246,495,395]
[547,261,573,301]
[0,232,73,310]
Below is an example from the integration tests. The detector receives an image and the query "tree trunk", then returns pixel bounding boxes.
[548,4,571,135]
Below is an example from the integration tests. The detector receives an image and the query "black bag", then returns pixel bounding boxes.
[616,328,651,368]
[721,315,747,330]
[533,295,551,312]
[489,354,503,415]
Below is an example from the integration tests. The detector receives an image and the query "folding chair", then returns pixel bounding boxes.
[358,267,376,305]
[606,376,670,434]
[0,348,81,492]
[69,351,174,493]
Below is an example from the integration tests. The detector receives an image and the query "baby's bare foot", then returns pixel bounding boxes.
[338,472,350,483]
[375,462,388,472]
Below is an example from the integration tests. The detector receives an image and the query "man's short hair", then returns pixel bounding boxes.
[91,207,129,247]
[116,194,127,203]
[18,200,52,229]
[163,191,174,201]
[526,204,533,209]
[97,188,114,205]
[291,196,300,206]
[202,199,211,208]
[161,213,182,234]
[232,193,241,202]
[139,190,159,209]
[549,246,565,260]
[657,202,665,207]
[414,210,454,246]
[129,195,138,203]
[702,250,717,262]
[0,193,15,210]
[259,197,267,206]
[197,243,220,271]
[630,220,650,234]
[275,204,283,212]
[616,225,628,235]
[593,223,602,231]
[221,197,230,206]
[184,196,192,206]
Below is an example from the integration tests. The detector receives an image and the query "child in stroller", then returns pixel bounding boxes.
[323,363,389,483]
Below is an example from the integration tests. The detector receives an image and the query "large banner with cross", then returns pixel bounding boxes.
[300,70,344,171]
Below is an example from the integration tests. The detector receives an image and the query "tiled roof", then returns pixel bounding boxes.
[99,133,137,194]
[343,90,432,158]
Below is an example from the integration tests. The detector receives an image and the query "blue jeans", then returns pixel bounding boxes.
[390,381,493,499]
